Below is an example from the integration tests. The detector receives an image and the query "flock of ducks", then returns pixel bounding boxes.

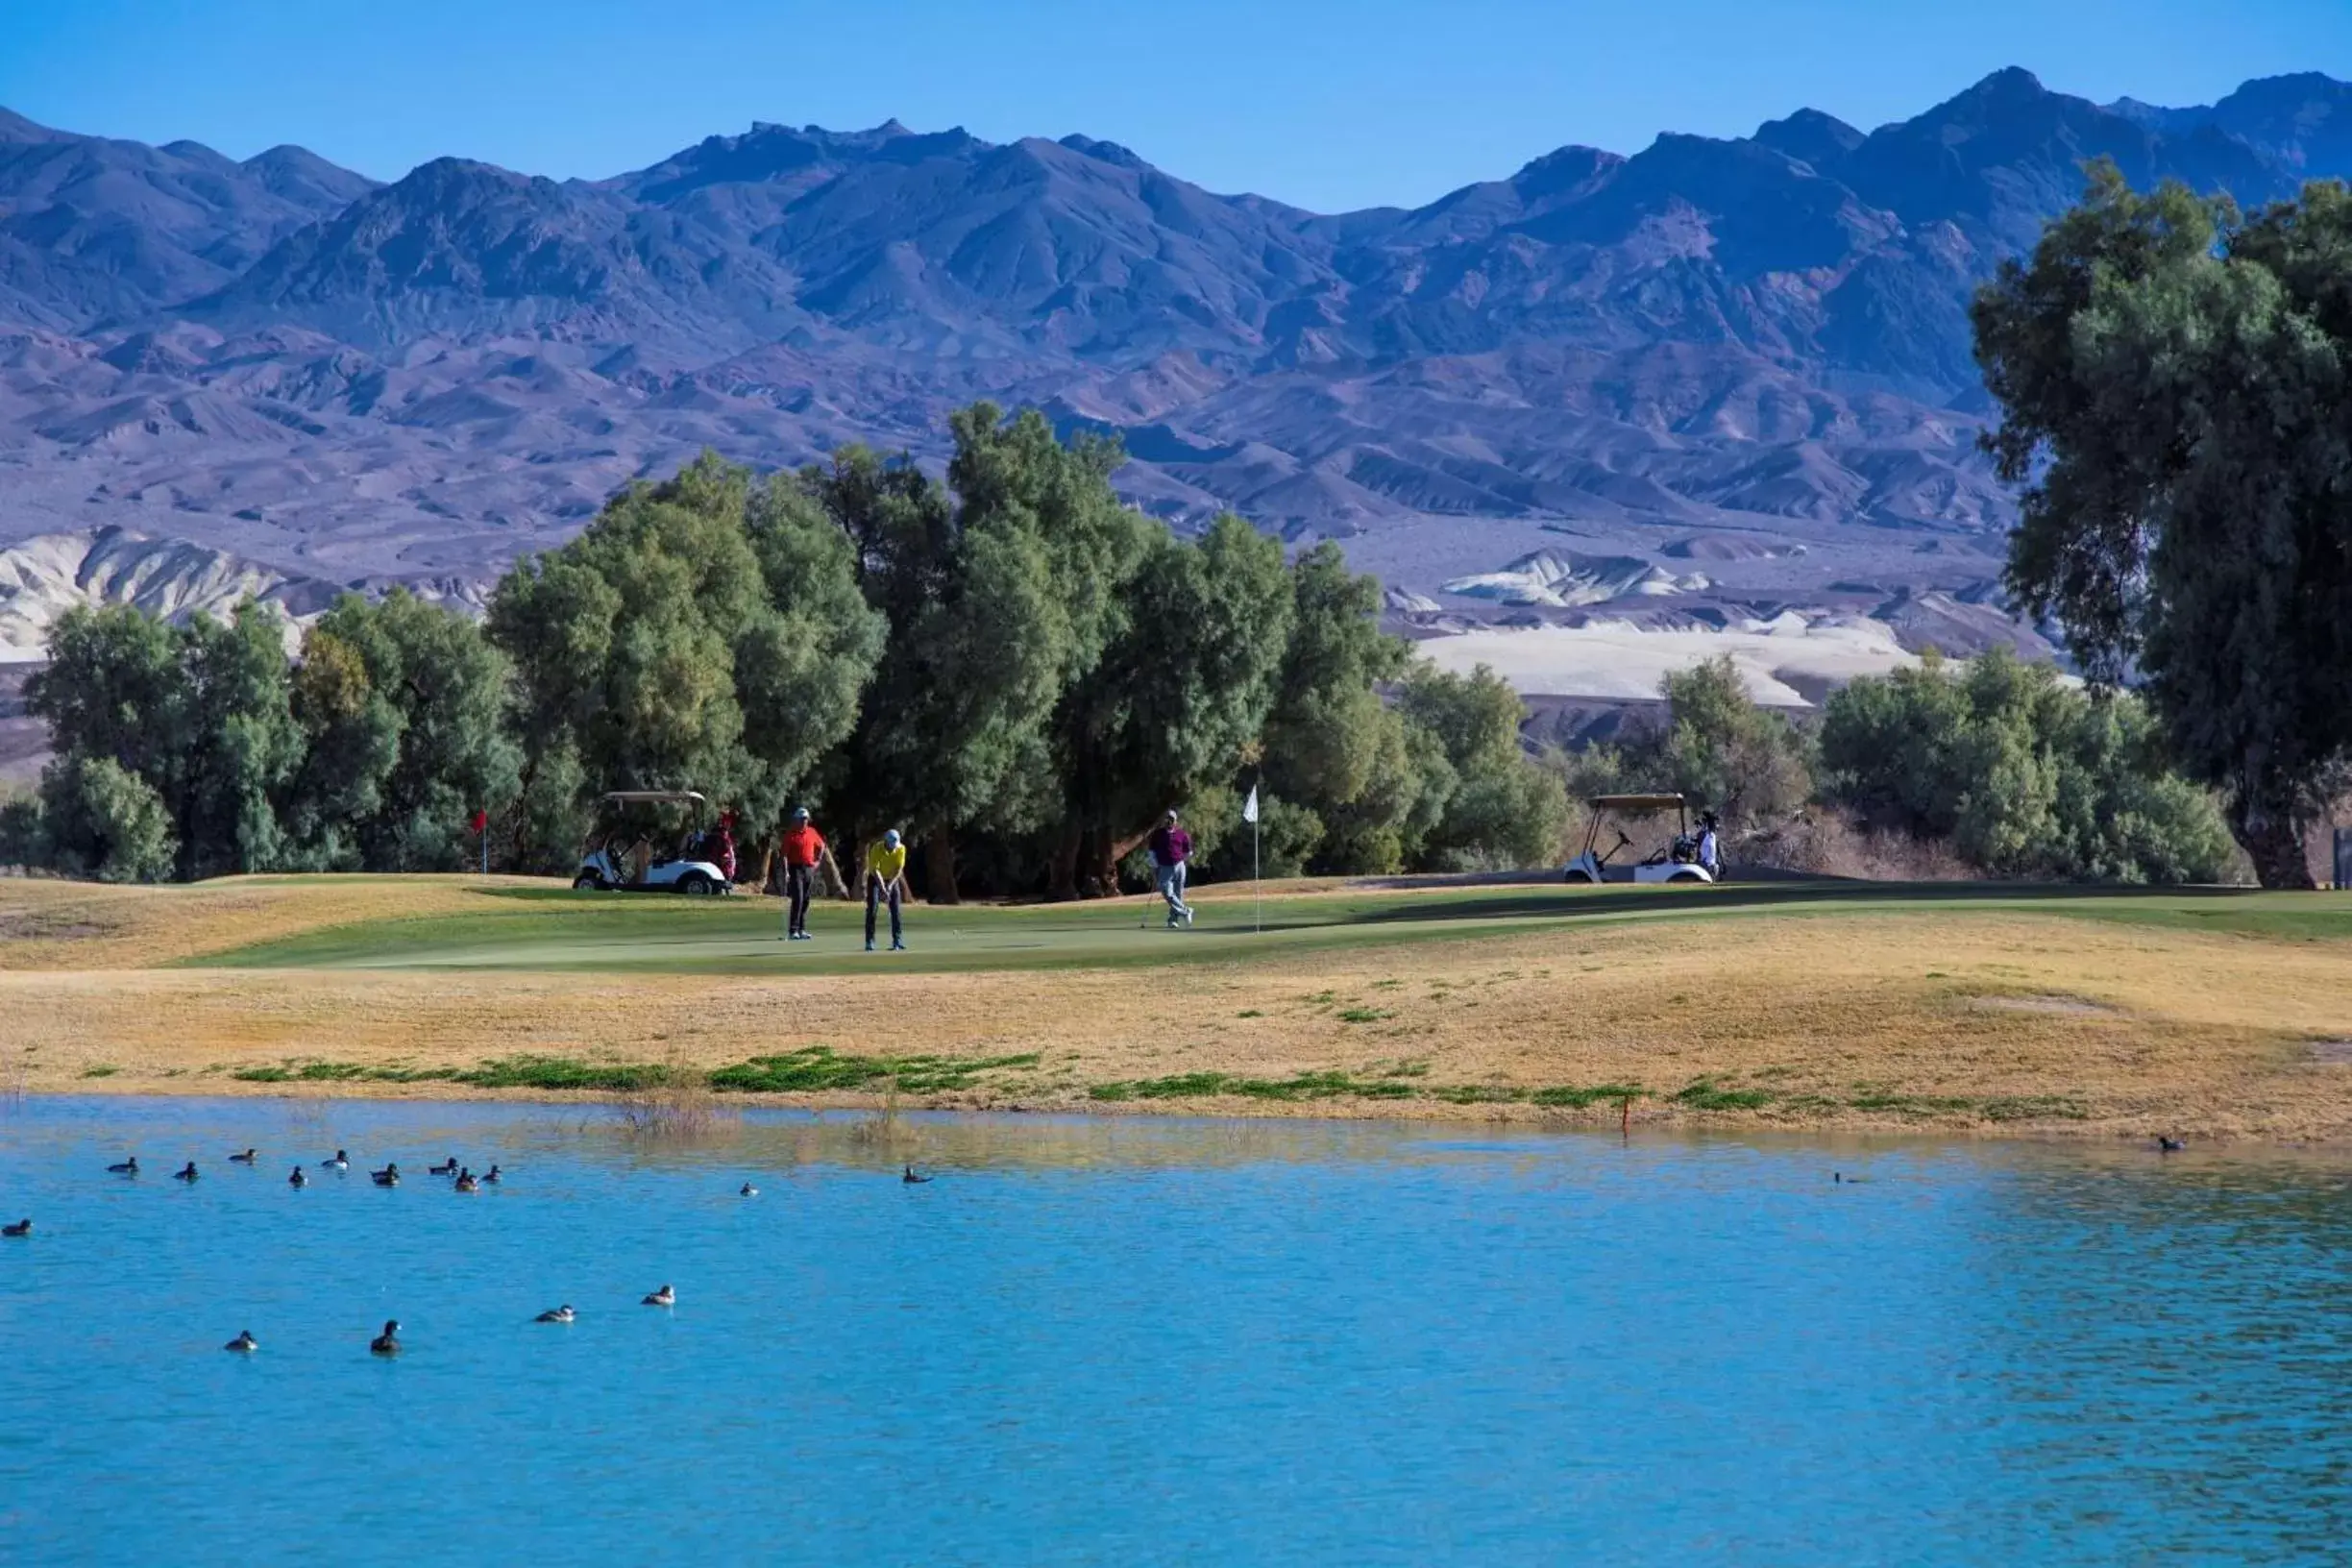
[7,1142,941,1354]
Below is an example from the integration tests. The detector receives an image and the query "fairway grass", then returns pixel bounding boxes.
[6,872,2352,1140]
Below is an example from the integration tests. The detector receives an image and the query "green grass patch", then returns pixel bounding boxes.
[232,1060,461,1085]
[454,1056,665,1092]
[1433,1085,1528,1105]
[1845,1089,2088,1122]
[708,1046,1039,1095]
[1529,1083,1644,1108]
[1673,1079,1775,1112]
[1089,1069,1419,1103]
[1335,1007,1393,1023]
[80,1065,118,1079]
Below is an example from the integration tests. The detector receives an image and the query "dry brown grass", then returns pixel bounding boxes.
[7,891,2352,1140]
[0,873,509,969]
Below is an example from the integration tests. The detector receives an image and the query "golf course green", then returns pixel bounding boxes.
[181,877,2352,974]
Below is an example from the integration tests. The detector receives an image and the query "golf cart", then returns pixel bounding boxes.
[1563,793,1718,885]
[574,791,734,895]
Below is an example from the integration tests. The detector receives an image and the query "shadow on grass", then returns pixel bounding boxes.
[1248,879,2276,936]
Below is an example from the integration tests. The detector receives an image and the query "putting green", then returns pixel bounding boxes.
[181,879,2352,975]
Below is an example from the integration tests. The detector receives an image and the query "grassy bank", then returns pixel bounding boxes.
[5,872,2352,1139]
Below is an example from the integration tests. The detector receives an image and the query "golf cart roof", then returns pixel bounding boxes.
[600,791,708,806]
[1586,793,1686,810]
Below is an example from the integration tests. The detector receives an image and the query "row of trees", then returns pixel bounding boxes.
[1568,651,2238,885]
[0,405,1566,894]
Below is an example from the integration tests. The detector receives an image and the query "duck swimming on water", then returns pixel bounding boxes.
[228,1148,257,1164]
[453,1170,478,1193]
[739,1182,757,1197]
[288,1165,307,1188]
[482,1164,502,1185]
[642,1285,675,1308]
[107,1157,138,1175]
[902,1164,933,1184]
[224,1330,259,1353]
[429,1157,459,1176]
[534,1306,576,1324]
[2157,1135,2186,1153]
[2,1219,29,1237]
[320,1150,349,1171]
[174,1162,199,1183]
[370,1164,400,1187]
[370,1319,401,1355]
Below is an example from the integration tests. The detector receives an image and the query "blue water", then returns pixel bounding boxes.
[4,1098,2350,1565]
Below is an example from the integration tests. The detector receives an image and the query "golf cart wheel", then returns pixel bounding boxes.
[573,872,608,891]
[676,871,717,896]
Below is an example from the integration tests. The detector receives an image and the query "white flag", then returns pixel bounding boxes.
[1241,785,1260,824]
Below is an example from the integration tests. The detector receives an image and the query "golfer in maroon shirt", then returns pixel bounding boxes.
[1146,809,1195,928]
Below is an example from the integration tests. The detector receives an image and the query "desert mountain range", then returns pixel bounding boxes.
[1,67,2348,705]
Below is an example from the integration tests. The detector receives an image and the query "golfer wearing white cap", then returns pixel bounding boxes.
[865,828,909,952]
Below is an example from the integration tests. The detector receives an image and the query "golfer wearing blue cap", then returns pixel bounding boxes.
[865,828,909,952]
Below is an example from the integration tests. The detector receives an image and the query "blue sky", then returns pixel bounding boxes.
[4,0,2346,210]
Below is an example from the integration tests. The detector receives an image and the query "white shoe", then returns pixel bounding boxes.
[1181,905,1195,926]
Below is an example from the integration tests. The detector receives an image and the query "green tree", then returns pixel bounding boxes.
[1645,657,1813,832]
[1972,163,2352,886]
[288,591,522,870]
[1259,542,1450,873]
[1399,662,1570,870]
[1819,649,2235,883]
[37,754,177,882]
[27,602,301,880]
[813,405,1145,900]
[1045,513,1294,896]
[280,625,399,868]
[489,453,882,870]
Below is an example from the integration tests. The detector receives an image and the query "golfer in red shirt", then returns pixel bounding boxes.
[779,807,827,941]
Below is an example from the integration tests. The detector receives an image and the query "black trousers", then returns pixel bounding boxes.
[785,864,815,934]
[866,874,902,944]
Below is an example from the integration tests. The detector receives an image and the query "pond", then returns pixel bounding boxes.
[4,1097,2349,1564]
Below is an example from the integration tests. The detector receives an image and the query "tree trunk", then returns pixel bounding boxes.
[924,825,961,905]
[1047,822,1083,903]
[2230,791,2315,890]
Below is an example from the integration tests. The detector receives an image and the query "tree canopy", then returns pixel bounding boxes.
[1972,162,2352,886]
[7,406,1576,893]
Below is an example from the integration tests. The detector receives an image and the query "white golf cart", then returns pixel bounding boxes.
[574,790,734,895]
[1563,793,1718,885]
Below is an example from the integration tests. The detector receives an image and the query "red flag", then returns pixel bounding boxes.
[470,809,489,836]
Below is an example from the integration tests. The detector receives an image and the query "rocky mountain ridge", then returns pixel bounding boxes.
[0,68,2345,698]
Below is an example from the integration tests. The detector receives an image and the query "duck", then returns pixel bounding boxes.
[174,1162,200,1183]
[2157,1135,2186,1153]
[320,1150,349,1171]
[429,1157,459,1177]
[2,1219,29,1237]
[224,1330,259,1354]
[641,1284,675,1308]
[370,1319,401,1356]
[739,1182,758,1198]
[482,1164,502,1185]
[370,1163,400,1188]
[534,1305,576,1324]
[287,1165,307,1188]
[228,1148,257,1164]
[453,1169,478,1193]
[107,1156,138,1175]
[902,1164,933,1184]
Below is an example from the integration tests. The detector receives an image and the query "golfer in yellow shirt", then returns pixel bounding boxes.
[865,828,909,952]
